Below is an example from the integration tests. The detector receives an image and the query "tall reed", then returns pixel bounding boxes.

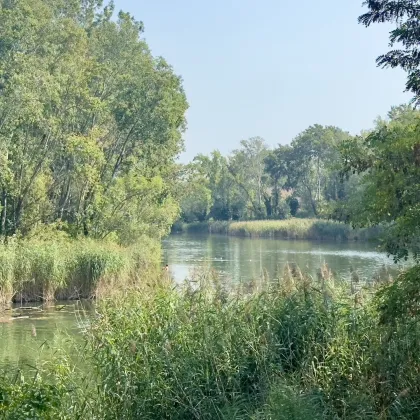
[0,236,161,304]
[2,265,420,419]
[228,219,379,241]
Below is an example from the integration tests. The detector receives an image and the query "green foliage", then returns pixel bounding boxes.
[2,267,420,418]
[0,374,64,419]
[340,106,420,261]
[256,382,324,420]
[375,265,420,324]
[86,269,336,419]
[288,197,300,216]
[227,219,376,240]
[359,0,420,105]
[177,125,355,225]
[229,137,271,219]
[0,0,187,244]
[83,267,420,419]
[179,179,213,223]
[0,360,83,420]
[172,220,230,234]
[0,236,161,303]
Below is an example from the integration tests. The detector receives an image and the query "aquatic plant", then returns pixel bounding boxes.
[228,219,380,241]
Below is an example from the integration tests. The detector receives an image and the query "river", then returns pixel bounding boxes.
[0,234,406,370]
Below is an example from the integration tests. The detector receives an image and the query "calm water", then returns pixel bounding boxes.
[0,301,91,370]
[163,234,406,284]
[0,234,406,369]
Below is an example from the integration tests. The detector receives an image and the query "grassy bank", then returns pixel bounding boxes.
[2,265,420,419]
[228,219,382,240]
[173,218,382,241]
[0,236,160,304]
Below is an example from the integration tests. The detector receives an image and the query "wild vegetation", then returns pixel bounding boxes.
[0,0,186,244]
[0,234,159,304]
[0,0,187,303]
[177,128,354,223]
[173,219,381,241]
[1,266,420,419]
[2,0,420,419]
[228,219,381,240]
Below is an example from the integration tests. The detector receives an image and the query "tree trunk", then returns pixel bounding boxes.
[1,189,6,235]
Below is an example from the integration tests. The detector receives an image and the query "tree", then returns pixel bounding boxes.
[0,0,188,243]
[340,105,420,261]
[264,145,293,218]
[359,0,420,104]
[284,125,351,216]
[229,137,270,218]
[178,161,213,223]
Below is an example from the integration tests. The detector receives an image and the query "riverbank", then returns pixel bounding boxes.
[0,236,160,305]
[172,219,382,241]
[1,265,419,419]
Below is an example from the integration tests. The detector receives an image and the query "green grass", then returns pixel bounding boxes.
[0,236,161,304]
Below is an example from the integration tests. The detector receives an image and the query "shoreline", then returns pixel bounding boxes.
[172,219,383,242]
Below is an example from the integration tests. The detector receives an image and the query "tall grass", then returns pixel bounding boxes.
[228,219,381,241]
[172,219,382,241]
[77,266,418,419]
[0,236,161,304]
[2,265,420,419]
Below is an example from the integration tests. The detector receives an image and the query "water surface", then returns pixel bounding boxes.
[0,301,91,370]
[163,234,405,284]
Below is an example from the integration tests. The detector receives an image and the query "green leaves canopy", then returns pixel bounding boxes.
[0,0,188,243]
[340,106,420,261]
[359,0,420,104]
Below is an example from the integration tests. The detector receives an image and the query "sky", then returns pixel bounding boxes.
[114,0,410,162]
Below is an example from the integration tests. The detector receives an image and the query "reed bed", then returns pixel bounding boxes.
[228,219,381,241]
[0,236,160,304]
[172,220,230,234]
[1,265,420,419]
[172,219,381,241]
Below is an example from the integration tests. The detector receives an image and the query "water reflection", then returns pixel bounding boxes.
[0,301,92,370]
[163,234,406,284]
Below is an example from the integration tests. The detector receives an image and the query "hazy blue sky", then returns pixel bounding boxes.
[115,0,410,162]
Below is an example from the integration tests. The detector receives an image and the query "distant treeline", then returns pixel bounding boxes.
[177,105,420,261]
